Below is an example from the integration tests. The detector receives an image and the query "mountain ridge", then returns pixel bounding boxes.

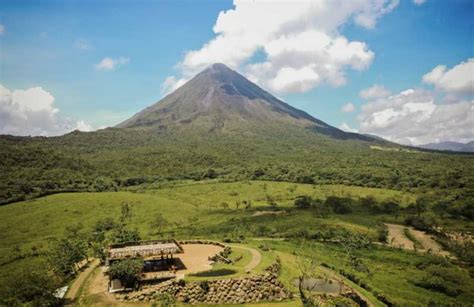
[418,141,474,152]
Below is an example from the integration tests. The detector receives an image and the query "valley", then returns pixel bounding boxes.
[1,180,473,306]
[1,64,472,306]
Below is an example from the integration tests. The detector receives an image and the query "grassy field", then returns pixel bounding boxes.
[0,180,472,306]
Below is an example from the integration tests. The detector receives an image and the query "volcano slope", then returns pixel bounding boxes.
[1,64,472,205]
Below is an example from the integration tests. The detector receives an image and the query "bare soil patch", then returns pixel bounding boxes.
[385,223,450,256]
[410,229,450,256]
[177,243,224,274]
[386,223,415,250]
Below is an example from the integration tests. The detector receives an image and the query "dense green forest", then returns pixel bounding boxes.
[1,125,473,207]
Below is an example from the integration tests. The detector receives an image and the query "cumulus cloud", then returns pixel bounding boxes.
[0,84,92,136]
[0,24,5,35]
[165,0,399,94]
[413,0,426,5]
[341,102,356,113]
[95,57,130,71]
[359,84,391,100]
[358,88,473,145]
[339,122,358,133]
[422,58,474,96]
[161,76,188,95]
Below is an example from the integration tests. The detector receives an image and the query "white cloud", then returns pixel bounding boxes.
[165,0,399,94]
[95,57,130,71]
[339,122,358,133]
[413,0,426,5]
[0,84,92,136]
[161,76,188,95]
[341,102,356,113]
[359,84,391,100]
[358,88,473,145]
[422,58,474,96]
[0,24,5,35]
[74,38,92,51]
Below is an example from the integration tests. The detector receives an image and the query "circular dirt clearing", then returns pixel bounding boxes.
[177,244,224,274]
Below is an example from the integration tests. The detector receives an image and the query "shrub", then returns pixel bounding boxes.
[108,259,144,289]
[413,265,470,297]
[294,195,312,209]
[377,225,389,243]
[325,196,352,214]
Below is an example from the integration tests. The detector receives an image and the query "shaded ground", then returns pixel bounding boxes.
[293,278,342,294]
[252,211,286,217]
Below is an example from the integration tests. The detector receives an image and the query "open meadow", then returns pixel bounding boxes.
[1,180,472,306]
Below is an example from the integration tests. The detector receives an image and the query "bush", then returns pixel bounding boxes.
[377,225,389,243]
[404,215,432,231]
[0,268,62,306]
[294,196,312,209]
[413,265,470,297]
[108,259,144,289]
[325,196,352,214]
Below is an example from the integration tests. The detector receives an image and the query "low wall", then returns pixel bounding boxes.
[117,261,292,304]
[178,239,226,248]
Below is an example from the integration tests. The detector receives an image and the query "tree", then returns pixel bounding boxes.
[360,196,377,212]
[294,196,312,209]
[119,203,133,226]
[149,213,169,237]
[113,203,141,244]
[377,225,389,243]
[295,243,329,306]
[266,195,278,209]
[47,224,88,277]
[112,227,141,244]
[1,268,62,306]
[108,259,144,289]
[325,196,352,214]
[382,200,400,215]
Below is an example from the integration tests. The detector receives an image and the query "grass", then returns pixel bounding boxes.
[403,228,423,250]
[0,180,472,306]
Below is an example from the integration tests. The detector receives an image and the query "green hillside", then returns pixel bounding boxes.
[1,125,473,206]
[1,181,473,306]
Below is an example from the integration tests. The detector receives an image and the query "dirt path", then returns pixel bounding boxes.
[385,223,415,250]
[65,258,99,303]
[230,245,262,271]
[385,223,450,256]
[410,229,450,256]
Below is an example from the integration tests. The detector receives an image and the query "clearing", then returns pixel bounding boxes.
[385,223,449,256]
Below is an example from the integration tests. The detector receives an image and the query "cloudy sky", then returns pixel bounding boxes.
[0,0,472,145]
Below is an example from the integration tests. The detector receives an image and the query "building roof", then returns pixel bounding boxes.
[108,240,183,260]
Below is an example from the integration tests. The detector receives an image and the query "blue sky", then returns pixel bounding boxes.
[0,0,473,144]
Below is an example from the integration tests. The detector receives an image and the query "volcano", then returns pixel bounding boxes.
[117,63,366,140]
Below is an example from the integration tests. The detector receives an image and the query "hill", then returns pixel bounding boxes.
[418,141,474,152]
[0,64,473,205]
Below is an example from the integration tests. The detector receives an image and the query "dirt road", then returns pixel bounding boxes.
[65,259,99,304]
[230,245,262,271]
[385,223,449,256]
